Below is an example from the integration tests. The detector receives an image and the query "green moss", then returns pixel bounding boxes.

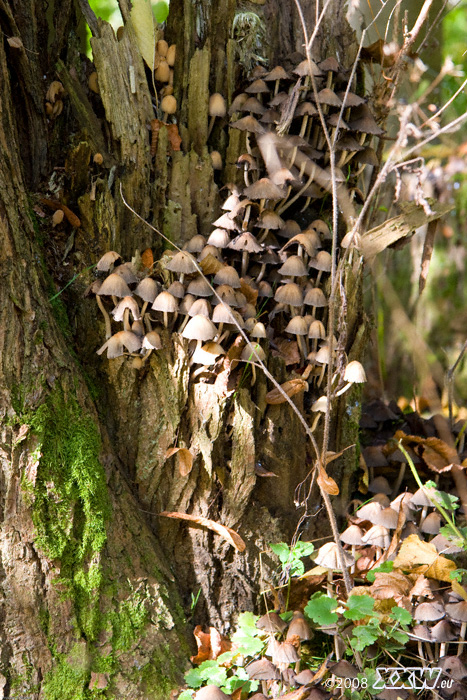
[42,649,89,700]
[24,389,111,641]
[109,584,150,651]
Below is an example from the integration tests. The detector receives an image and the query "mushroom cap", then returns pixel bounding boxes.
[179,294,195,315]
[251,322,267,338]
[244,178,284,200]
[257,210,284,230]
[314,346,333,364]
[293,58,323,77]
[228,93,248,115]
[343,360,367,383]
[256,611,287,633]
[309,250,332,272]
[265,65,290,81]
[112,295,141,322]
[319,56,340,72]
[207,228,231,248]
[167,280,185,299]
[294,669,315,685]
[308,320,326,340]
[151,291,178,313]
[336,91,366,107]
[97,330,142,358]
[368,475,391,494]
[280,220,302,239]
[246,659,281,681]
[164,250,198,275]
[212,213,240,231]
[314,542,354,569]
[357,501,383,523]
[230,115,265,134]
[195,686,231,700]
[274,282,303,306]
[241,96,266,115]
[335,134,365,152]
[279,255,308,277]
[213,285,238,306]
[245,78,269,94]
[410,486,437,508]
[286,611,313,641]
[188,298,211,318]
[348,104,384,135]
[241,342,266,362]
[182,315,217,341]
[161,94,177,115]
[212,303,237,324]
[315,88,342,107]
[257,281,273,298]
[184,234,207,253]
[192,341,225,366]
[312,396,328,413]
[415,601,445,622]
[187,276,213,297]
[134,277,159,302]
[340,524,364,545]
[97,273,132,298]
[355,147,379,166]
[410,624,432,642]
[113,262,138,285]
[271,640,300,665]
[213,266,241,289]
[229,232,263,253]
[420,512,442,535]
[294,101,318,117]
[361,524,391,548]
[96,250,121,271]
[285,316,309,336]
[142,331,162,350]
[430,619,457,642]
[209,93,226,117]
[446,601,467,622]
[304,287,328,307]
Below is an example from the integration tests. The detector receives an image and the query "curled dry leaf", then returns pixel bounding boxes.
[394,534,456,582]
[199,253,224,275]
[368,571,413,601]
[160,511,246,552]
[164,447,193,476]
[271,338,300,366]
[191,624,231,664]
[408,574,433,600]
[167,124,182,151]
[317,465,339,495]
[265,378,308,404]
[239,279,258,306]
[395,430,461,472]
[7,37,23,49]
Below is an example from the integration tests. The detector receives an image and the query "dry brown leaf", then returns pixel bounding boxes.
[324,446,354,466]
[254,464,278,477]
[317,465,339,495]
[190,625,231,664]
[200,254,225,275]
[265,378,308,404]
[239,279,258,306]
[369,571,413,600]
[408,574,433,599]
[167,124,182,151]
[394,534,456,581]
[160,511,246,551]
[395,431,460,472]
[141,248,154,270]
[271,338,300,366]
[164,447,193,476]
[451,580,467,602]
[7,37,23,49]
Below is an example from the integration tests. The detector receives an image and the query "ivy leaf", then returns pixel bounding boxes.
[389,606,412,625]
[305,592,338,625]
[344,594,375,620]
[350,620,380,650]
[366,560,394,582]
[152,0,169,23]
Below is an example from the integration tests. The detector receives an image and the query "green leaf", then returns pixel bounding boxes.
[152,0,169,23]
[184,668,204,689]
[350,620,380,650]
[389,606,412,625]
[235,611,261,636]
[450,568,467,582]
[293,541,315,558]
[305,592,338,625]
[270,542,292,564]
[388,629,409,646]
[199,663,228,686]
[178,691,195,700]
[130,0,156,69]
[432,489,459,511]
[216,651,235,665]
[366,561,393,583]
[344,594,375,620]
[231,633,264,657]
[363,669,382,695]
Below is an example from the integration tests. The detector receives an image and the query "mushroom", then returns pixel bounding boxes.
[420,512,442,538]
[313,541,354,596]
[164,250,198,284]
[264,65,290,96]
[446,601,467,655]
[431,619,456,659]
[335,360,367,397]
[192,341,225,368]
[96,330,141,358]
[208,93,226,137]
[311,395,328,432]
[213,266,241,289]
[228,232,263,276]
[256,611,287,634]
[182,315,217,358]
[151,290,179,328]
[194,686,231,700]
[161,94,177,122]
[284,316,309,362]
[96,250,121,271]
[361,524,391,558]
[278,255,308,281]
[112,295,141,331]
[240,342,266,384]
[340,524,364,573]
[134,277,160,318]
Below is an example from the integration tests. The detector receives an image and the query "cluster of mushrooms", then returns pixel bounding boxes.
[90,57,379,395]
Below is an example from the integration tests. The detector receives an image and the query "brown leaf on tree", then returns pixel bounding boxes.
[190,625,232,664]
[271,338,300,365]
[324,446,354,466]
[141,248,154,270]
[265,378,308,404]
[167,124,182,151]
[317,465,339,495]
[160,511,246,551]
[164,447,193,476]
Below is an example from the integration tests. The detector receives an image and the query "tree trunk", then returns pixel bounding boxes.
[0,0,363,696]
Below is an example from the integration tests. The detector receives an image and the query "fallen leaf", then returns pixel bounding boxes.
[265,378,308,404]
[160,511,246,551]
[167,124,182,151]
[239,279,258,306]
[141,248,154,270]
[395,431,461,472]
[271,338,300,365]
[451,580,467,602]
[7,37,23,49]
[408,574,433,600]
[164,447,193,476]
[190,625,231,663]
[200,254,225,275]
[394,534,456,581]
[317,465,339,495]
[324,446,354,466]
[369,571,413,601]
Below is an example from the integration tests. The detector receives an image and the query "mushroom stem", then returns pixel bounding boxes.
[241,250,249,277]
[256,263,267,283]
[297,335,307,363]
[143,314,152,333]
[391,462,406,498]
[96,295,112,339]
[310,413,322,432]
[335,381,352,397]
[123,308,131,332]
[457,622,467,656]
[163,311,168,328]
[207,115,216,138]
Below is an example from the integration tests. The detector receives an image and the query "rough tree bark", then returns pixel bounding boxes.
[0,0,363,697]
